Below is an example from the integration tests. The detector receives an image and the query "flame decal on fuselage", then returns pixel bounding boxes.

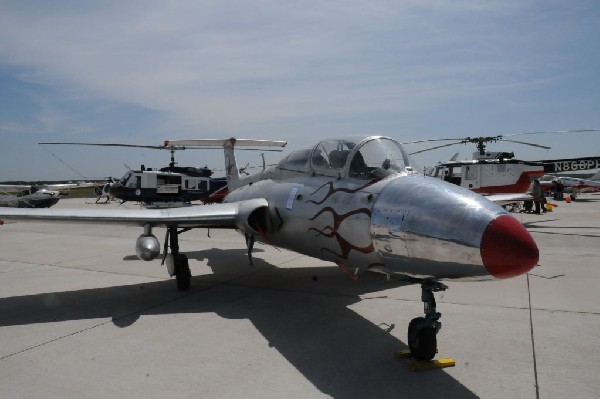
[307,179,380,205]
[308,206,374,260]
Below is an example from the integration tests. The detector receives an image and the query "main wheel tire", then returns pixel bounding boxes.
[408,317,437,361]
[174,254,191,291]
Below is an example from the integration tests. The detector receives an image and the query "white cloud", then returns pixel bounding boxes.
[0,2,550,116]
[0,0,599,179]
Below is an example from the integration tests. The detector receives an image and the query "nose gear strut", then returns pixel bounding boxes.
[408,281,448,361]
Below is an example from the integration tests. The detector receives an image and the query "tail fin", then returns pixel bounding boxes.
[164,138,287,191]
[224,138,240,189]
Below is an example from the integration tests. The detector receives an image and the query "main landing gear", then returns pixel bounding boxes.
[407,281,447,361]
[245,233,254,265]
[163,226,191,291]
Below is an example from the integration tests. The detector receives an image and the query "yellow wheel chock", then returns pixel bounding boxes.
[394,350,456,372]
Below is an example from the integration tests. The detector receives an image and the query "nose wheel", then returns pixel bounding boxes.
[408,281,447,361]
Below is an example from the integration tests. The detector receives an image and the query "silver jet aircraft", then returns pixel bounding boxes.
[0,135,538,361]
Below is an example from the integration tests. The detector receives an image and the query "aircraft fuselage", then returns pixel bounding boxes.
[226,169,536,281]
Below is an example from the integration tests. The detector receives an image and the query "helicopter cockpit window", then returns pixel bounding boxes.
[120,172,138,188]
[121,171,132,185]
[348,138,411,179]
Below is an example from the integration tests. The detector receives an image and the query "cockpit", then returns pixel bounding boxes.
[120,171,133,186]
[276,136,415,179]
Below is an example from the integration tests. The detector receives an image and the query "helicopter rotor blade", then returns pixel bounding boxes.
[402,138,466,144]
[501,139,551,150]
[39,141,287,152]
[39,142,186,150]
[409,141,465,155]
[501,129,600,137]
[403,129,599,145]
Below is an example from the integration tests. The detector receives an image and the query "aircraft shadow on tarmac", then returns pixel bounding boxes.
[0,248,479,399]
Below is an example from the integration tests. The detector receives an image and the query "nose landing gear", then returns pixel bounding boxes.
[407,281,447,361]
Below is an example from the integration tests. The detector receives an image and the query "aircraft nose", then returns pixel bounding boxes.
[480,215,538,278]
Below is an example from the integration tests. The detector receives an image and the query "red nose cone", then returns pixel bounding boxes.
[481,215,538,278]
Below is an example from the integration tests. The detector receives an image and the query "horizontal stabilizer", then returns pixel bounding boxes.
[486,193,533,205]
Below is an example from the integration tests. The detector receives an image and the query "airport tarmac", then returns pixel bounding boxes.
[1,195,599,398]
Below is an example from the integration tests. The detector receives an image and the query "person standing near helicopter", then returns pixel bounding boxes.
[530,179,546,214]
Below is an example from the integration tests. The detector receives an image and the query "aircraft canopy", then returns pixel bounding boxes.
[278,136,414,179]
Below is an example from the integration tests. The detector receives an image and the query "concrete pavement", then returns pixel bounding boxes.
[1,194,599,398]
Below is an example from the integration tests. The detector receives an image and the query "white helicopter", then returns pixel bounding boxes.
[0,135,539,361]
[408,135,548,194]
[408,129,600,195]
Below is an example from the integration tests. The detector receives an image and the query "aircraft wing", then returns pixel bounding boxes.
[0,183,96,192]
[486,193,533,205]
[0,199,267,229]
[44,182,97,190]
[0,184,30,192]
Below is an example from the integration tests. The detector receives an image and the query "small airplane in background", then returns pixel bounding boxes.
[0,182,95,208]
[539,157,600,175]
[531,152,600,200]
[1,135,539,361]
[539,175,600,200]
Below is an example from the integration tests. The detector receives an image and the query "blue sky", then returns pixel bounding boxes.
[1,1,599,181]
